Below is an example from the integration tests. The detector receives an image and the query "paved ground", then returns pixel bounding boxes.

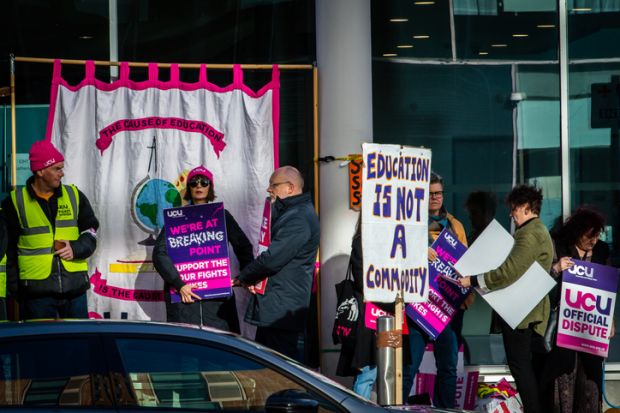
[604,380,620,409]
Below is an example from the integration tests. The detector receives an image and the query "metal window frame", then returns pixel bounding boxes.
[559,0,570,219]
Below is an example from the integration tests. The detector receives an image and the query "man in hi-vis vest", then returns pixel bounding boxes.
[0,207,7,320]
[1,140,99,319]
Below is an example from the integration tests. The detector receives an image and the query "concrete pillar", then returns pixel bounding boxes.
[316,0,373,380]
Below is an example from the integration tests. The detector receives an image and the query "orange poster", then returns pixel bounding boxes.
[348,155,362,210]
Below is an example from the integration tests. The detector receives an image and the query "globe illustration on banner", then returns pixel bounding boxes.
[131,176,182,245]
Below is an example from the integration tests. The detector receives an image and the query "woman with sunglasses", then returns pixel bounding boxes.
[540,207,612,413]
[153,165,254,332]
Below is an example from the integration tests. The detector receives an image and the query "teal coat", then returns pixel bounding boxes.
[482,217,553,335]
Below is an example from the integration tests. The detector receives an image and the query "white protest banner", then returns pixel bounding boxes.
[361,143,431,303]
[48,60,277,322]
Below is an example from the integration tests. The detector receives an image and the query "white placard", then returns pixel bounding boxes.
[361,143,431,303]
[453,219,513,276]
[478,261,556,329]
[454,219,556,329]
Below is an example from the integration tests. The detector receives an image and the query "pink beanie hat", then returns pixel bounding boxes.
[29,140,64,172]
[187,165,214,187]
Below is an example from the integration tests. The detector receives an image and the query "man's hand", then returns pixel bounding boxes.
[179,285,202,304]
[55,240,74,261]
[231,277,257,294]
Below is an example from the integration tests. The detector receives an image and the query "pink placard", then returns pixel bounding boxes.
[364,302,409,333]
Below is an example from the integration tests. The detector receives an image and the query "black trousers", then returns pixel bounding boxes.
[166,295,240,333]
[255,326,300,362]
[21,293,88,320]
[500,319,544,413]
[0,297,6,321]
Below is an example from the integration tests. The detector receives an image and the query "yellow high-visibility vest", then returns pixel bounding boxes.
[0,254,6,298]
[11,184,88,280]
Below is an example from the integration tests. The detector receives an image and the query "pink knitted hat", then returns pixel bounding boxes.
[187,166,214,187]
[29,140,65,172]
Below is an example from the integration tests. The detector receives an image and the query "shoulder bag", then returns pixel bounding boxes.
[332,259,360,346]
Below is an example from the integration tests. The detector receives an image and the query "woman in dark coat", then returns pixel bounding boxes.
[541,207,613,413]
[336,218,375,394]
[153,165,253,332]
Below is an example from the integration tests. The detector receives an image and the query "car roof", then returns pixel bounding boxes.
[0,319,256,353]
[1,319,220,335]
[0,319,317,387]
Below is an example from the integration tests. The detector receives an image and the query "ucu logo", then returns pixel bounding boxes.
[44,158,57,167]
[443,232,457,247]
[166,210,184,218]
[565,288,612,315]
[370,307,387,317]
[567,265,594,278]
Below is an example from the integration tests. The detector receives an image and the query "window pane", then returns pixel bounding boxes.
[114,338,338,411]
[568,3,620,59]
[515,64,562,228]
[372,0,452,59]
[6,0,111,103]
[454,5,558,60]
[117,0,315,64]
[0,337,110,407]
[4,0,315,103]
[372,61,515,230]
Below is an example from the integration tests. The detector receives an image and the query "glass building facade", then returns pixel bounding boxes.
[370,1,620,372]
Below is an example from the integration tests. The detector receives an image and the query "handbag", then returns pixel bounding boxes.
[542,306,559,353]
[532,306,559,353]
[331,260,360,346]
[532,243,561,353]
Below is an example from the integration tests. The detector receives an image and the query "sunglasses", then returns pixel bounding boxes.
[188,178,211,188]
